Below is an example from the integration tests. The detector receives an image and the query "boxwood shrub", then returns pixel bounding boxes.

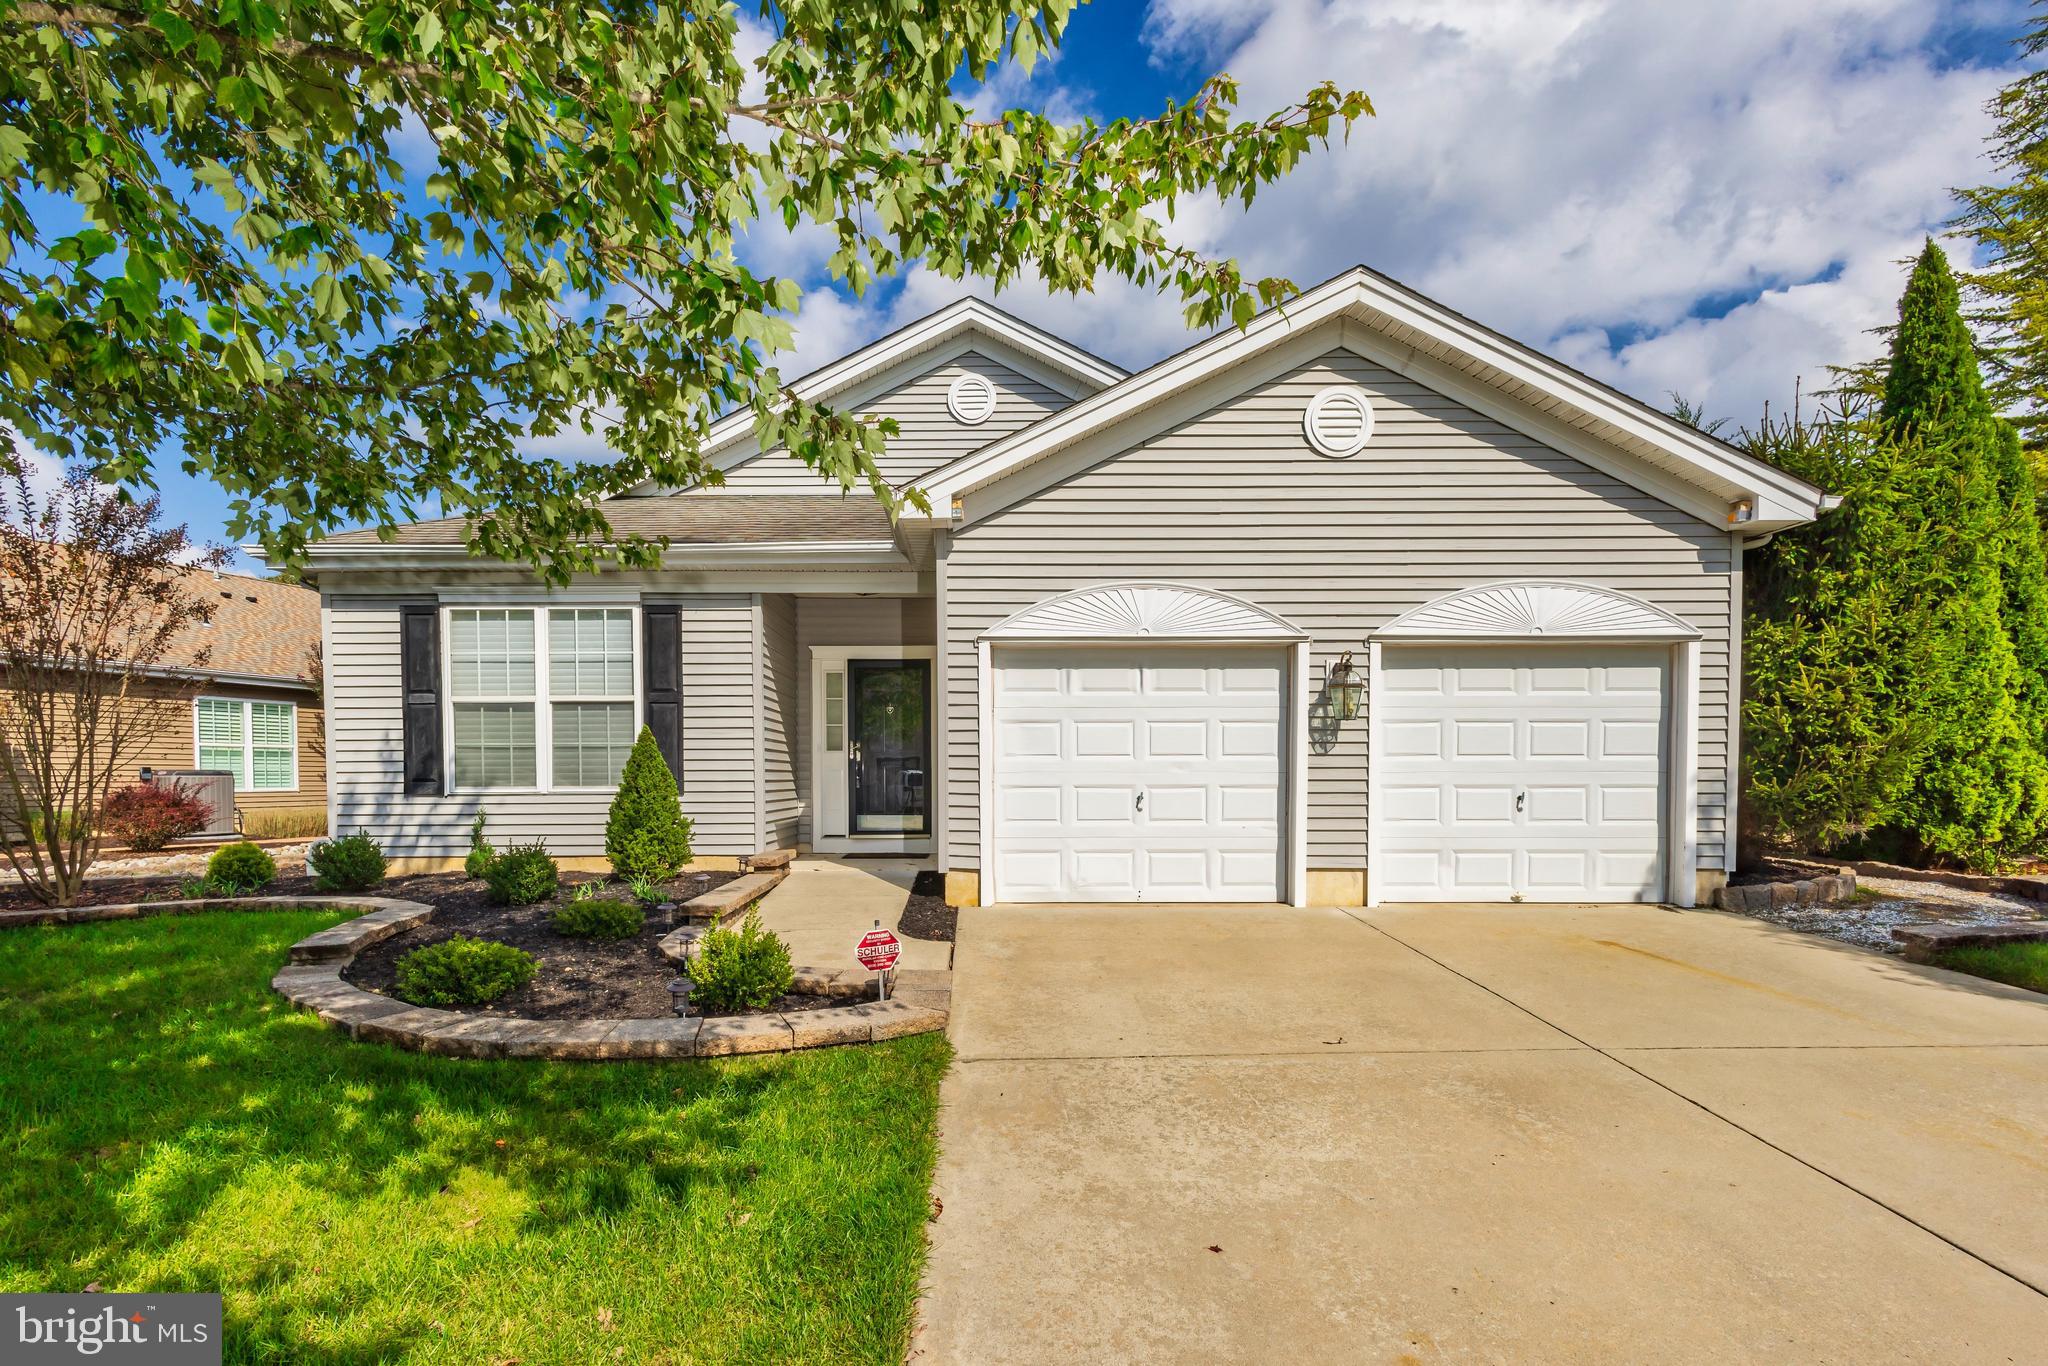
[485,841,558,905]
[308,831,387,892]
[689,909,794,1011]
[204,841,277,895]
[552,896,645,940]
[393,936,538,1006]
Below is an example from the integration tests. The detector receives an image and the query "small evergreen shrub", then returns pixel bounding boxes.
[552,896,645,940]
[688,909,794,1011]
[465,809,495,880]
[308,831,387,892]
[393,935,537,1006]
[485,840,558,904]
[604,727,693,880]
[101,783,208,851]
[205,841,277,894]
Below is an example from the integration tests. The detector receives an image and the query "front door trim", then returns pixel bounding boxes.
[810,644,936,855]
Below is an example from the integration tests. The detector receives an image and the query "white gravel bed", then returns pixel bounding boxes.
[1,842,312,886]
[1736,872,2045,953]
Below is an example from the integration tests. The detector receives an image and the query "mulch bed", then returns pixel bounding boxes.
[335,869,854,1020]
[898,870,957,942]
[0,864,314,911]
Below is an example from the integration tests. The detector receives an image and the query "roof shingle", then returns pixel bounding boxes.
[316,493,895,548]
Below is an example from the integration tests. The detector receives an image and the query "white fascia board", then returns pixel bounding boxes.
[300,541,909,580]
[910,267,1829,531]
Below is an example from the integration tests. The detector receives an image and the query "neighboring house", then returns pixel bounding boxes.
[75,569,325,828]
[291,268,1829,906]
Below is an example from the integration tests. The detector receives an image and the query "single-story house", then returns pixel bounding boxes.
[292,267,1828,906]
[1,566,326,837]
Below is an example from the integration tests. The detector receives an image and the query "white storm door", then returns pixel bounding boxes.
[1375,644,1668,902]
[991,645,1285,903]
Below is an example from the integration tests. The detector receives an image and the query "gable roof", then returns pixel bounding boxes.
[911,266,1831,533]
[634,296,1126,492]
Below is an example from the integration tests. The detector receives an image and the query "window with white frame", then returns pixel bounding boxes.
[195,697,297,791]
[549,607,637,787]
[446,605,637,791]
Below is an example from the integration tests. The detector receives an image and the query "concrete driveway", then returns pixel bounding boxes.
[916,904,2048,1363]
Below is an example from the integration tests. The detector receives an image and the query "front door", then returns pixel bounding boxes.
[848,659,932,835]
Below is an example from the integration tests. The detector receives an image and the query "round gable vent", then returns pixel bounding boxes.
[947,372,998,425]
[1303,385,1374,458]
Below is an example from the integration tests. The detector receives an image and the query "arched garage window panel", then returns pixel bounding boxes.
[984,582,1307,641]
[1375,580,1699,641]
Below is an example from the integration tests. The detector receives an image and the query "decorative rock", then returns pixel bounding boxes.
[695,1013,795,1056]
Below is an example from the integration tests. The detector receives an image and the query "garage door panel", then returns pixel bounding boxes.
[992,644,1285,902]
[1378,645,1667,903]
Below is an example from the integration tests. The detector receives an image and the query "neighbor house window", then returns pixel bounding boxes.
[195,697,297,791]
[446,605,637,791]
[549,608,636,787]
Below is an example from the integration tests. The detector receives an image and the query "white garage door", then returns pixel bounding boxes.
[1376,644,1668,902]
[991,645,1286,902]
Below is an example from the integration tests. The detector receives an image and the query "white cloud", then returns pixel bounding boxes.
[761,0,2022,431]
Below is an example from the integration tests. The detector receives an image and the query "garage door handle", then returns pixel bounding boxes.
[1136,791,1145,811]
[1515,792,1525,812]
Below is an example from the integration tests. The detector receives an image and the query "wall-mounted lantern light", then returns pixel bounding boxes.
[1325,650,1364,721]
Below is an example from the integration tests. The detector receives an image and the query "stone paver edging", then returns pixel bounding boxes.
[1891,919,2048,963]
[0,893,947,1060]
[1714,866,1857,913]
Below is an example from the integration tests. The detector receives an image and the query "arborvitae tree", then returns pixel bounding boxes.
[1739,404,1936,859]
[1873,242,2048,863]
[605,727,694,881]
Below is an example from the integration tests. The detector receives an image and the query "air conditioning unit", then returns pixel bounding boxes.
[141,769,237,837]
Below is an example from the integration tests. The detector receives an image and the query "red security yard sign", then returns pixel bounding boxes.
[857,925,901,972]
[857,922,901,1001]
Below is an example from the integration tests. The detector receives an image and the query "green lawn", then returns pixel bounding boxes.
[1931,941,2048,994]
[0,908,949,1364]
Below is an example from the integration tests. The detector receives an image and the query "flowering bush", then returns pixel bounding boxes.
[100,783,209,851]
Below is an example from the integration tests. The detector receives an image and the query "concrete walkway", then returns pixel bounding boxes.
[918,903,2048,1363]
[752,856,950,975]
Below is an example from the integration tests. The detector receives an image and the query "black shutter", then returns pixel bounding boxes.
[400,605,443,795]
[643,605,682,779]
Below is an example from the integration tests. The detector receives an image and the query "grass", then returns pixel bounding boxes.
[0,908,950,1363]
[1931,941,2048,994]
[240,806,328,840]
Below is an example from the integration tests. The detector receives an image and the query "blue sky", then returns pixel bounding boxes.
[33,0,2033,570]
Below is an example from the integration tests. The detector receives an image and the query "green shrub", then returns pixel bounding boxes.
[465,809,495,880]
[484,840,557,905]
[688,909,793,1011]
[204,841,277,894]
[393,935,538,1006]
[604,726,693,880]
[307,831,387,892]
[552,896,645,940]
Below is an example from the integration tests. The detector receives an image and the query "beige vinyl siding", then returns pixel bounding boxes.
[325,594,760,857]
[714,353,1068,492]
[792,596,937,845]
[760,593,800,850]
[941,348,1736,874]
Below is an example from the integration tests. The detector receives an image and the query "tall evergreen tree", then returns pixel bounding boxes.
[1874,242,2048,862]
[1955,2,2048,448]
